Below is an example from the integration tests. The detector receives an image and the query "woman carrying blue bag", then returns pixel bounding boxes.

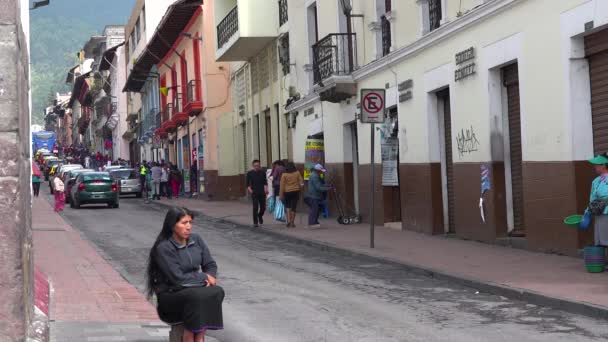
[584,154,608,244]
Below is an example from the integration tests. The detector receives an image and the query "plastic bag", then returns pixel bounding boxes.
[268,196,276,212]
[580,211,592,230]
[274,198,286,222]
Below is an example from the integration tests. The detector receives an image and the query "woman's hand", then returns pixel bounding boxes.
[206,274,217,287]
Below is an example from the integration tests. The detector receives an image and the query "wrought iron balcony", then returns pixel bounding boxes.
[186,79,203,116]
[312,33,358,103]
[217,6,238,49]
[156,111,162,130]
[279,0,288,26]
[164,104,174,122]
[313,33,358,85]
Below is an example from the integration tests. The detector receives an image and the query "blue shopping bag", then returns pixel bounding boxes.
[274,198,286,222]
[580,211,592,230]
[267,196,276,212]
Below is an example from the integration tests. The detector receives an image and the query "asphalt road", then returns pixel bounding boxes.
[55,193,608,342]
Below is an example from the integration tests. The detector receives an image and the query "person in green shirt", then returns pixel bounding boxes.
[32,174,41,197]
[587,154,608,246]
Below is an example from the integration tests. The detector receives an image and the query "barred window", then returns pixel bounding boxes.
[429,0,442,31]
[270,44,278,82]
[259,48,270,90]
[250,57,259,94]
[279,34,290,75]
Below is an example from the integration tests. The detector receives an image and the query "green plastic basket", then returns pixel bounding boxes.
[586,264,605,273]
[564,214,583,227]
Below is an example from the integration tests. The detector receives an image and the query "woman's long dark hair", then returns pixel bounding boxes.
[285,162,297,173]
[145,207,194,299]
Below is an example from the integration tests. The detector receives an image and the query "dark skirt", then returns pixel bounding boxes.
[157,286,225,332]
[283,191,300,211]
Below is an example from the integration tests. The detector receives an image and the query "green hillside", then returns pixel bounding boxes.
[30,0,135,124]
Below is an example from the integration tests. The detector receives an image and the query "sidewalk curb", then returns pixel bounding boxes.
[151,200,608,321]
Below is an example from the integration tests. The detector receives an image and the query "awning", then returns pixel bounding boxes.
[123,0,203,92]
[68,72,92,108]
[66,65,79,84]
[99,42,125,71]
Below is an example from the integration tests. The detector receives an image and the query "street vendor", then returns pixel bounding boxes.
[587,154,608,246]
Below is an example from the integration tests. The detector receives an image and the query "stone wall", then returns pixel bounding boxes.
[0,0,34,340]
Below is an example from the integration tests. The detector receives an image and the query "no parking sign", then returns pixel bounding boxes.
[360,89,386,124]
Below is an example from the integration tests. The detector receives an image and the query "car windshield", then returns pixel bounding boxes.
[111,170,137,180]
[83,173,112,182]
[70,169,93,178]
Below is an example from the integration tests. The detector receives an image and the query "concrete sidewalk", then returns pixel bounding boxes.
[151,195,608,318]
[32,196,170,341]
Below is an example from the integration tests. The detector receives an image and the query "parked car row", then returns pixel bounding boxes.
[35,158,142,209]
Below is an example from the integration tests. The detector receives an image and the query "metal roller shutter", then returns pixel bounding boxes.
[503,63,525,234]
[586,30,608,154]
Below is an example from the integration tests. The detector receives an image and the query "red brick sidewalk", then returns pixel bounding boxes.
[32,197,159,322]
[155,195,608,311]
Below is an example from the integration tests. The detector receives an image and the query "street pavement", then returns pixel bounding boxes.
[151,195,608,313]
[36,187,608,342]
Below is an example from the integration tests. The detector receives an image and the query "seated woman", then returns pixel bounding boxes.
[146,207,224,342]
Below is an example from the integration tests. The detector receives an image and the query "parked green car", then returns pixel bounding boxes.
[70,172,119,209]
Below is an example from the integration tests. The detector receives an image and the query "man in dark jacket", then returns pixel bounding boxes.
[246,159,268,227]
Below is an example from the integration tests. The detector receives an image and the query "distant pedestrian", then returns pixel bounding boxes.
[279,162,304,228]
[170,166,182,199]
[145,207,224,341]
[53,175,65,212]
[151,162,162,200]
[32,161,41,197]
[140,161,148,194]
[305,164,331,229]
[160,165,169,198]
[246,159,268,228]
[271,160,285,201]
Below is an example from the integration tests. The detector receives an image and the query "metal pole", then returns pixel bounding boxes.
[370,123,375,248]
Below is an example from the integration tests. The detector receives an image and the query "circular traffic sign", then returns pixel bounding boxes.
[363,92,384,114]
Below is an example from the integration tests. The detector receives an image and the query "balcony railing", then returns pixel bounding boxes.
[313,33,357,84]
[155,111,162,130]
[187,79,201,103]
[164,103,174,122]
[279,0,288,26]
[217,6,238,49]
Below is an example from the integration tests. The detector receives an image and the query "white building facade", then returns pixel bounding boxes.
[271,0,608,256]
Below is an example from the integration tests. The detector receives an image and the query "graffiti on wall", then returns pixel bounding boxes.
[456,125,480,157]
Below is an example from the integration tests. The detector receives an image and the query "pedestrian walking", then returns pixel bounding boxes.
[32,161,41,197]
[53,175,65,212]
[271,160,285,201]
[151,162,162,200]
[246,160,268,227]
[161,165,169,198]
[170,165,182,199]
[146,207,224,342]
[305,164,331,229]
[279,162,304,228]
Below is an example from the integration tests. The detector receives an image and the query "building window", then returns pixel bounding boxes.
[270,44,278,82]
[259,48,269,90]
[279,0,288,26]
[135,18,141,44]
[429,0,442,31]
[381,15,391,56]
[141,6,146,33]
[279,34,290,75]
[250,57,259,95]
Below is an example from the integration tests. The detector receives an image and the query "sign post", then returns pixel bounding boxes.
[360,89,386,249]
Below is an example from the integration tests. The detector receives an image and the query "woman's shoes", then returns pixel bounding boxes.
[285,222,296,228]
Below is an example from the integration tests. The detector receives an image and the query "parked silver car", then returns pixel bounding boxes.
[110,168,142,198]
